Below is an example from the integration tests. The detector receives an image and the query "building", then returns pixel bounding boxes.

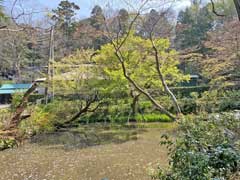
[0,84,32,104]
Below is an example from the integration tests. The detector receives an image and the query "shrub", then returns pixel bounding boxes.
[0,138,17,151]
[20,106,56,134]
[179,98,197,114]
[10,92,24,111]
[152,113,240,180]
[19,100,81,134]
[198,90,240,113]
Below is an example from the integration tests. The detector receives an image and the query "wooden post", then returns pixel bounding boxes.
[45,26,55,104]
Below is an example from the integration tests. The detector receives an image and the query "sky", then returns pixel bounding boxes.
[3,0,191,20]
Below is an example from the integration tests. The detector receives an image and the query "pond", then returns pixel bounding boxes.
[0,123,175,180]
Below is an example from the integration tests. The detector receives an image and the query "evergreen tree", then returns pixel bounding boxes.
[175,3,214,50]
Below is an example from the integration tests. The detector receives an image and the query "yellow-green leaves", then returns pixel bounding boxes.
[95,34,189,92]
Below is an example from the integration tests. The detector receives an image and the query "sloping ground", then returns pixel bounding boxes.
[0,125,174,180]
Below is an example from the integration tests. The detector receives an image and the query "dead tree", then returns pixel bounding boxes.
[4,82,37,131]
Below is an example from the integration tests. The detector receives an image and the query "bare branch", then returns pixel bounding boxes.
[210,0,225,17]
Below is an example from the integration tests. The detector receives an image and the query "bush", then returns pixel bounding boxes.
[198,90,240,113]
[19,100,81,134]
[218,90,240,112]
[10,92,24,111]
[0,138,17,151]
[152,113,240,180]
[179,98,197,114]
[20,106,56,134]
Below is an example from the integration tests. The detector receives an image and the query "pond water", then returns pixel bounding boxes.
[0,125,173,180]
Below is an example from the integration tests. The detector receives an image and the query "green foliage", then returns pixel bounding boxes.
[20,105,55,134]
[52,0,80,29]
[198,90,240,113]
[152,113,240,180]
[95,33,189,89]
[0,0,5,20]
[80,112,172,124]
[20,100,83,134]
[0,138,17,151]
[218,90,240,112]
[171,90,240,115]
[136,113,172,123]
[10,93,23,111]
[95,33,189,117]
[175,2,214,50]
[53,49,98,95]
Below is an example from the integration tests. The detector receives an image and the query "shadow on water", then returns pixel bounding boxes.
[30,124,148,150]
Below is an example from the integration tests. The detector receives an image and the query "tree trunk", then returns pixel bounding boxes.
[151,39,182,116]
[5,82,37,130]
[233,0,240,21]
[114,51,176,120]
[130,90,140,119]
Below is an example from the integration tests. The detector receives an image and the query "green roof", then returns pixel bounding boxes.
[0,84,32,94]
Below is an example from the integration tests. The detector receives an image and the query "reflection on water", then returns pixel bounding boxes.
[30,126,143,150]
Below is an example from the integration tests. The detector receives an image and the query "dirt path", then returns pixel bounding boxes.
[0,127,171,180]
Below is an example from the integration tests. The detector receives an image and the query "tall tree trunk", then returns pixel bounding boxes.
[151,38,182,116]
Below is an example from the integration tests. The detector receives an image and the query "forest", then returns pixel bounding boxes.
[0,0,240,179]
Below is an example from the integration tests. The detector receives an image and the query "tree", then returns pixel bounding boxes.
[118,8,129,34]
[214,0,238,19]
[0,26,42,82]
[52,0,80,31]
[138,9,173,39]
[90,5,104,30]
[89,5,108,49]
[175,3,214,50]
[95,32,189,120]
[200,19,240,87]
[50,49,101,127]
[98,1,192,120]
[51,0,80,57]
